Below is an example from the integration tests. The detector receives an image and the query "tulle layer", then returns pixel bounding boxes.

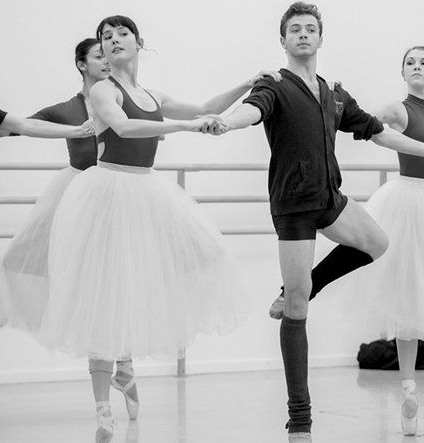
[334,176,424,340]
[0,167,79,331]
[36,163,248,360]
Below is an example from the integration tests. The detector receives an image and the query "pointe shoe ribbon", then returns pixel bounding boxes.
[96,404,116,443]
[111,367,139,420]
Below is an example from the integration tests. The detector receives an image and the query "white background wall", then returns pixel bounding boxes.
[0,0,423,383]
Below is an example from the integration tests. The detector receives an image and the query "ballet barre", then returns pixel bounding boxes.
[0,162,399,377]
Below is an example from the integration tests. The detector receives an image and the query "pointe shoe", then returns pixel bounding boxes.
[288,432,312,442]
[95,404,116,443]
[401,390,418,436]
[111,366,139,420]
[269,286,285,319]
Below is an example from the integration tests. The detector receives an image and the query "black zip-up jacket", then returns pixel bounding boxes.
[243,68,384,215]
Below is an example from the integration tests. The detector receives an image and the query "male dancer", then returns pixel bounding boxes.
[206,3,424,442]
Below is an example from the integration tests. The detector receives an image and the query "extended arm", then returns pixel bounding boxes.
[370,100,424,155]
[153,71,281,120]
[90,82,220,138]
[371,124,424,156]
[222,103,262,131]
[0,111,92,138]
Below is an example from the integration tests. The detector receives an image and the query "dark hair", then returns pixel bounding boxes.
[75,38,100,77]
[280,2,323,38]
[402,46,424,69]
[96,15,142,46]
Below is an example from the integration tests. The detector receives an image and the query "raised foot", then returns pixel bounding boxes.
[269,295,285,319]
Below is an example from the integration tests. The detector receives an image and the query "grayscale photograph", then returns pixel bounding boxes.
[0,1,424,442]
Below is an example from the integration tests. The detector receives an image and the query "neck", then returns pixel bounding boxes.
[409,85,424,100]
[81,76,98,97]
[110,58,139,87]
[286,54,317,83]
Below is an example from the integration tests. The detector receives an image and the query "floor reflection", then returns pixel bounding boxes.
[124,421,140,443]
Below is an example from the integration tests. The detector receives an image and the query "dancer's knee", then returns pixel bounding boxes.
[369,230,389,259]
[284,284,310,319]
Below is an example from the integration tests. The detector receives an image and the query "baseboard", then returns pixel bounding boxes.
[0,354,357,384]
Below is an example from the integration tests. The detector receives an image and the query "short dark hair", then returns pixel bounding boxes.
[402,46,424,69]
[96,15,141,46]
[280,2,323,38]
[75,38,100,77]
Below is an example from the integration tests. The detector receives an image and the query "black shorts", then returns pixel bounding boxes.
[272,195,348,241]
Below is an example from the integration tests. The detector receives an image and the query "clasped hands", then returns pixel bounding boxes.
[191,114,229,136]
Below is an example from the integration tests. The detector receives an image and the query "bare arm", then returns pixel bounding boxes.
[90,81,219,138]
[0,113,92,138]
[375,101,408,132]
[371,124,424,156]
[152,71,281,120]
[223,103,262,131]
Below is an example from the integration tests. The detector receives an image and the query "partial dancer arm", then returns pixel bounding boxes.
[151,70,281,120]
[371,125,424,156]
[0,110,93,138]
[90,81,223,138]
[337,87,424,155]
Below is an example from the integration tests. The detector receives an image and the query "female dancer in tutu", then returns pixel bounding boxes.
[0,38,106,329]
[313,46,424,436]
[0,38,140,417]
[3,15,280,442]
[1,38,108,278]
[353,46,424,436]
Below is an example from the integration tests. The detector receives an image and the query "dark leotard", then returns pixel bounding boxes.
[398,94,424,179]
[97,77,163,167]
[29,94,97,170]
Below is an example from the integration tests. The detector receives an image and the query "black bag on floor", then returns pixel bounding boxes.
[357,339,424,370]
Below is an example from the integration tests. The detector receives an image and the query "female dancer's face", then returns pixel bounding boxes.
[101,24,139,65]
[84,43,110,81]
[403,49,424,88]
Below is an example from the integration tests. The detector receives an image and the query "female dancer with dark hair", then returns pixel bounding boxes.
[2,16,281,442]
[0,38,107,316]
[0,37,148,425]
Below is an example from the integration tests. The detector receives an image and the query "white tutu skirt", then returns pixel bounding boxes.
[37,162,247,361]
[339,176,424,340]
[0,167,79,331]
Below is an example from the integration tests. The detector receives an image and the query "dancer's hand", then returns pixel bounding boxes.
[201,114,230,135]
[80,118,95,137]
[247,70,282,87]
[186,115,228,134]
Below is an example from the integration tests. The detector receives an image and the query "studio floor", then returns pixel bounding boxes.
[0,366,423,443]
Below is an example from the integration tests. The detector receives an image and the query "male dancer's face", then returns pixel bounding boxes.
[280,14,322,59]
[403,49,424,87]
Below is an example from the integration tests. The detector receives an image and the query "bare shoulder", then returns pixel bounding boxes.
[90,79,118,100]
[377,101,407,130]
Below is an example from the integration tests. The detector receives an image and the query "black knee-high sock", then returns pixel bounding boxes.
[310,245,373,300]
[280,315,312,433]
